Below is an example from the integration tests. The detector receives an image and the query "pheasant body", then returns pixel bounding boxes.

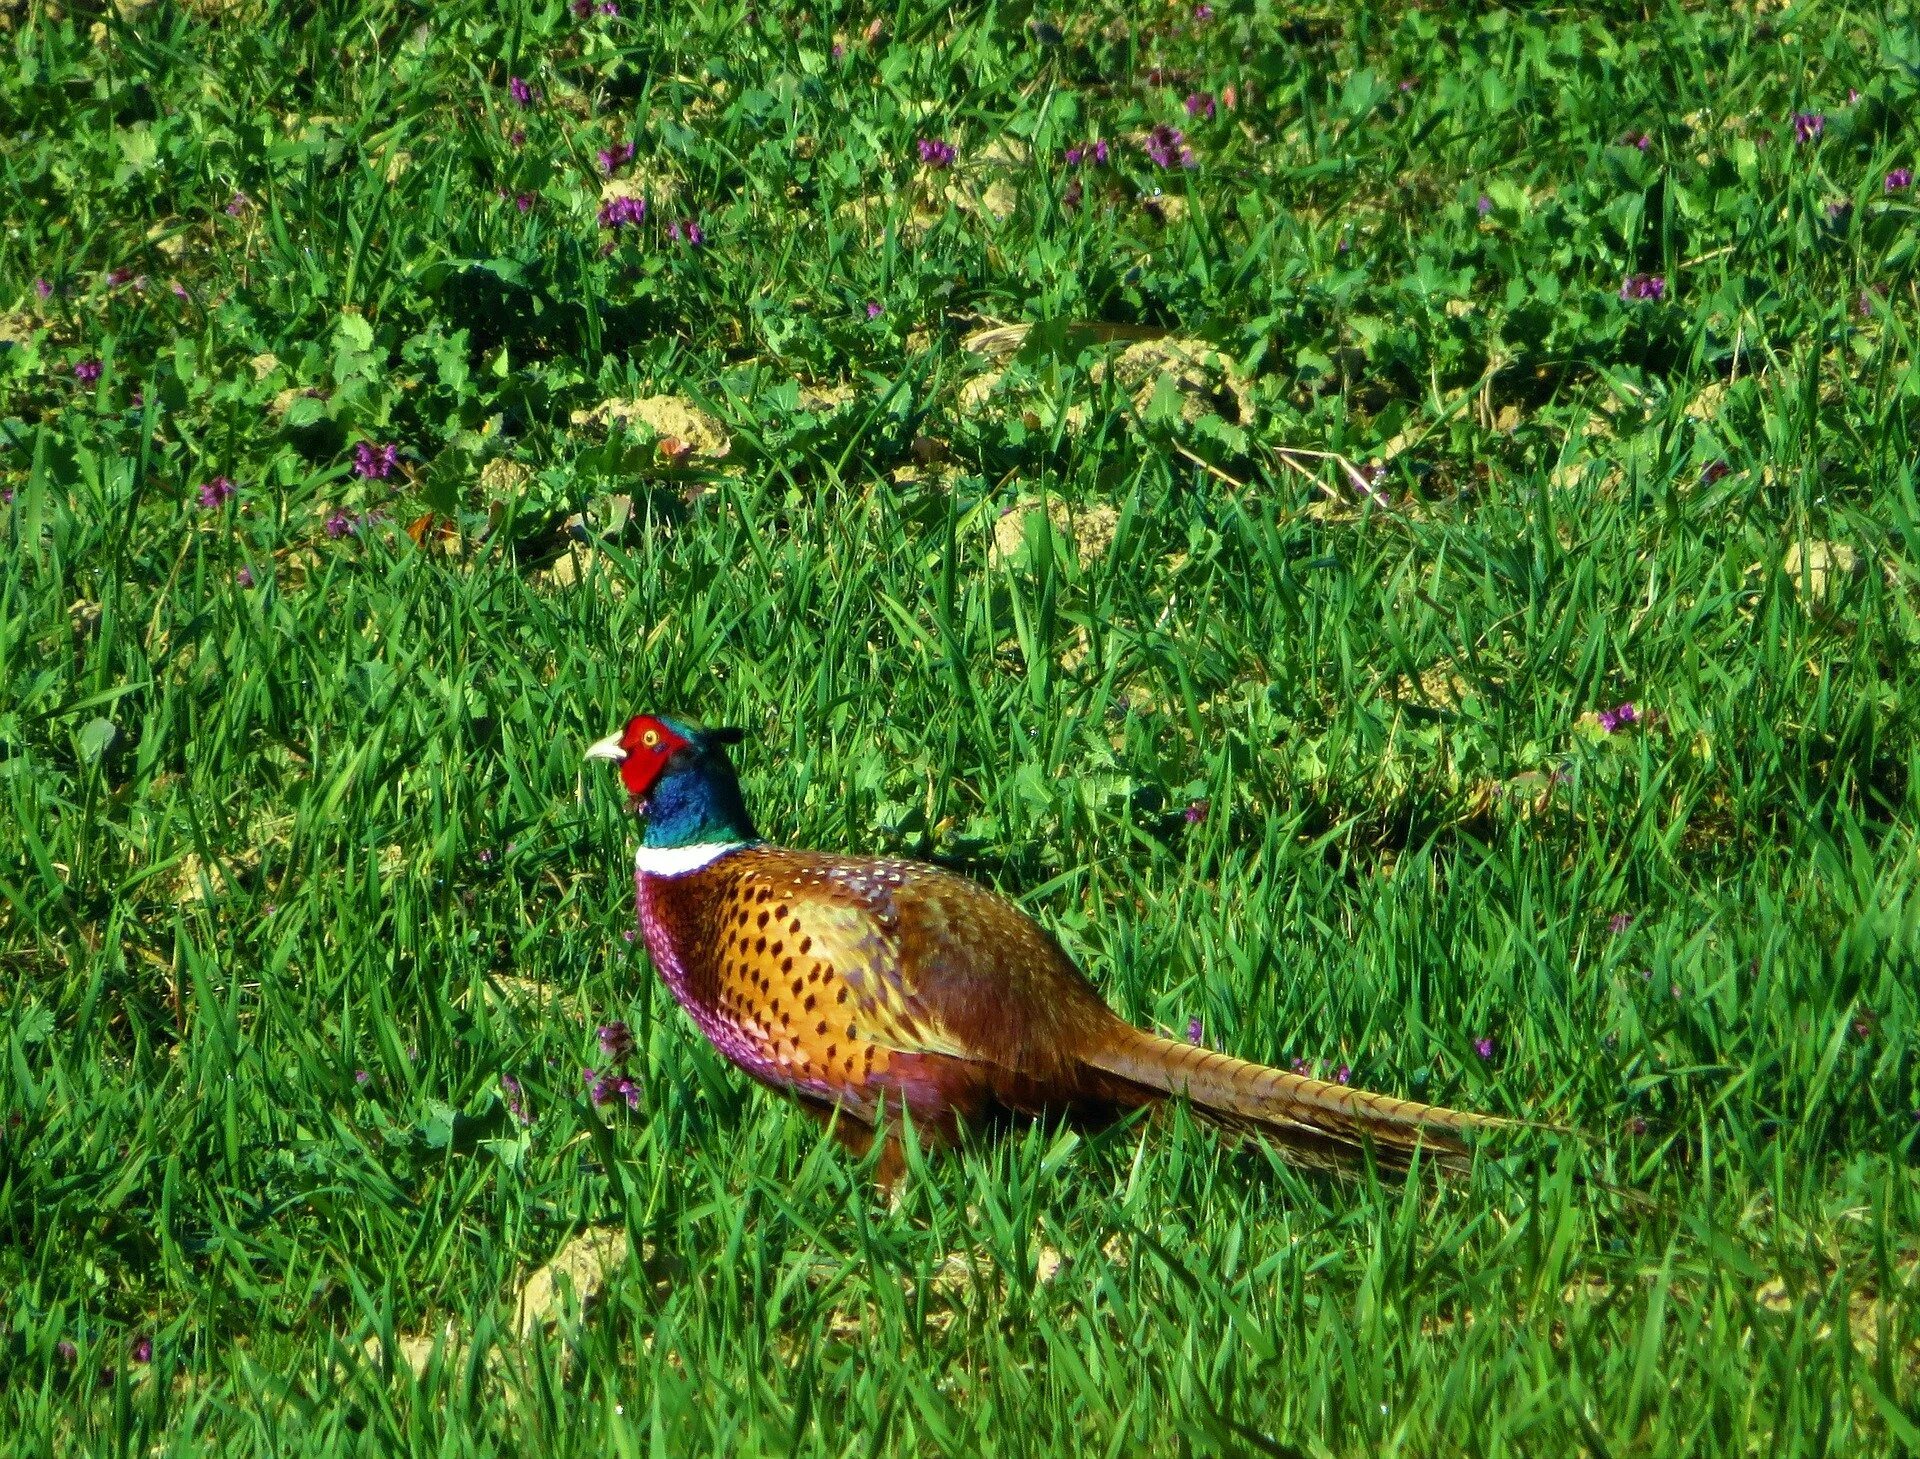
[591,714,1512,1174]
[635,845,1130,1141]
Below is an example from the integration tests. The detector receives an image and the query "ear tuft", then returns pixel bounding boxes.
[709,726,748,746]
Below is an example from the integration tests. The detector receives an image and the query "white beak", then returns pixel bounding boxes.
[583,732,628,764]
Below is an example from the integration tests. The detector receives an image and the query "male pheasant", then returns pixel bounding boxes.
[589,714,1510,1177]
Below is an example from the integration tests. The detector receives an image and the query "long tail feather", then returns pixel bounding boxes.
[1082,1027,1512,1171]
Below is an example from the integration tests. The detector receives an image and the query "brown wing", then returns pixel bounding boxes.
[742,849,1121,1079]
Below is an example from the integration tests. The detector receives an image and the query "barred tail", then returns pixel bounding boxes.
[1082,1027,1512,1172]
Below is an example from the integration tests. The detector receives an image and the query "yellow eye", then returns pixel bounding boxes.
[641,729,659,748]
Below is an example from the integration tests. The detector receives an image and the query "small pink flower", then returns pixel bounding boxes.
[74,359,102,384]
[508,76,534,107]
[1186,1017,1203,1046]
[1473,1037,1495,1061]
[865,300,884,319]
[34,277,52,299]
[1184,91,1216,120]
[197,476,236,509]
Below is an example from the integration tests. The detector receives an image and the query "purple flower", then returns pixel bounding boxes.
[1700,459,1730,486]
[514,192,534,212]
[74,359,102,384]
[1791,112,1824,145]
[34,277,52,300]
[1476,193,1493,216]
[323,509,355,539]
[600,2,617,14]
[1824,198,1852,223]
[477,848,494,864]
[1185,91,1216,120]
[170,280,190,301]
[1183,798,1208,824]
[353,441,399,479]
[508,76,534,108]
[866,300,884,319]
[501,1072,533,1126]
[1062,178,1084,209]
[354,1069,371,1085]
[1192,3,1213,18]
[1143,124,1195,169]
[917,137,957,168]
[106,268,134,288]
[56,1339,77,1364]
[510,128,527,148]
[1186,1017,1204,1046]
[1334,1064,1351,1085]
[1887,167,1913,192]
[586,1069,639,1108]
[196,475,236,509]
[597,1020,635,1064]
[1619,273,1665,302]
[1597,702,1638,734]
[1625,131,1651,151]
[623,928,637,943]
[225,191,252,216]
[598,194,648,229]
[1608,912,1634,936]
[236,566,254,587]
[1473,1037,1495,1061]
[131,1336,152,1364]
[597,140,635,174]
[1289,1056,1310,1075]
[666,219,706,246]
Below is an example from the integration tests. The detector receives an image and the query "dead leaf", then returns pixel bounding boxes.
[515,1226,629,1338]
[362,1322,461,1379]
[990,499,1118,568]
[1783,540,1859,600]
[535,544,627,594]
[1095,337,1255,429]
[571,394,729,459]
[478,458,533,498]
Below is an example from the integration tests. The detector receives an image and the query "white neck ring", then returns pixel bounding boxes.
[634,841,747,877]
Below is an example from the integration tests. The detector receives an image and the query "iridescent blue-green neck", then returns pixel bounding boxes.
[642,753,759,850]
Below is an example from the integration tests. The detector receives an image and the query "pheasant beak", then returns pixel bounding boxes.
[583,732,628,765]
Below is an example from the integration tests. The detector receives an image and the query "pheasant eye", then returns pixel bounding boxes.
[641,729,660,748]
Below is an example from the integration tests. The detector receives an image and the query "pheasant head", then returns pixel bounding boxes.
[585,713,758,850]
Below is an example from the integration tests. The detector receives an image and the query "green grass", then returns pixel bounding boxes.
[5,0,1920,1452]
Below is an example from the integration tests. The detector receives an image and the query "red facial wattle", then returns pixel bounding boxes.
[616,715,689,799]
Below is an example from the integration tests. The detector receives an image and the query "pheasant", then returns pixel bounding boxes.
[588,714,1511,1178]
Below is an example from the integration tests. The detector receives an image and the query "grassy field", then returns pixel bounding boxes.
[5,0,1920,1452]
